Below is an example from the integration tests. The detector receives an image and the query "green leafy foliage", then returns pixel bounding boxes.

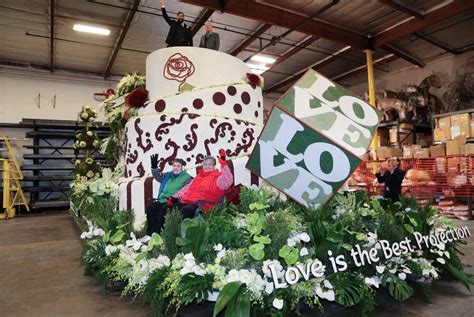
[174,273,214,309]
[279,245,299,266]
[213,282,250,317]
[264,210,299,260]
[331,273,366,307]
[161,208,182,259]
[176,217,209,262]
[206,212,243,249]
[143,268,171,317]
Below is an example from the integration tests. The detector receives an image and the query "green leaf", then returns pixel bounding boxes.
[404,224,414,233]
[279,245,299,265]
[146,233,163,251]
[110,229,125,243]
[232,287,251,317]
[103,231,110,243]
[214,282,243,317]
[253,235,271,244]
[176,237,190,246]
[342,243,353,251]
[135,252,147,262]
[388,278,413,301]
[355,233,367,241]
[249,202,269,211]
[279,245,290,257]
[249,243,265,260]
[408,216,418,227]
[179,82,195,93]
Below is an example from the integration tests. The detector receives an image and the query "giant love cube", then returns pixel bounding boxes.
[246,70,381,209]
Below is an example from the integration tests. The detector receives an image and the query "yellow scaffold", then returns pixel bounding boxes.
[0,134,29,219]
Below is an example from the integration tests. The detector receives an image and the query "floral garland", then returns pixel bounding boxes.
[100,74,149,167]
[78,105,98,123]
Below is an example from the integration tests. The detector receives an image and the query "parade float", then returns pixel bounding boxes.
[70,47,472,317]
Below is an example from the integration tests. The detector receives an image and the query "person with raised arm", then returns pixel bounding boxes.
[146,155,192,235]
[375,156,405,202]
[160,0,193,47]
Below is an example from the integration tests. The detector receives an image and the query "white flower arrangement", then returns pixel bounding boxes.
[80,220,105,239]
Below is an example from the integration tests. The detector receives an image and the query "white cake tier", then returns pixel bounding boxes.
[146,47,251,100]
[141,83,263,126]
[119,156,262,227]
[124,113,262,178]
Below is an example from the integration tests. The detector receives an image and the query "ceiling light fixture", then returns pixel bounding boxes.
[250,55,276,64]
[73,24,111,36]
[246,63,269,75]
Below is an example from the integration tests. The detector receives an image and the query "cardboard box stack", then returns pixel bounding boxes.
[434,116,451,142]
[376,146,402,160]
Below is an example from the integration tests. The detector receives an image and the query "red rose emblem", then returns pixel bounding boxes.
[125,87,148,108]
[163,53,195,89]
[246,73,262,88]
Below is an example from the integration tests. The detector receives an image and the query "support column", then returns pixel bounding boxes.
[365,49,378,162]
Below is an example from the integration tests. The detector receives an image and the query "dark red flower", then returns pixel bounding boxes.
[225,184,242,205]
[246,73,262,87]
[125,87,148,108]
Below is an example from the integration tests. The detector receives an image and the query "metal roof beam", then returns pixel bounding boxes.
[263,35,318,74]
[378,0,424,19]
[103,0,140,78]
[264,46,352,94]
[414,32,457,54]
[331,54,398,82]
[374,0,474,48]
[191,8,214,36]
[228,23,272,56]
[179,0,369,48]
[382,44,425,67]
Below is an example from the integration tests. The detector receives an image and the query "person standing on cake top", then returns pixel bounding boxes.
[146,155,192,235]
[199,21,220,50]
[167,150,233,219]
[160,0,193,47]
[375,156,405,202]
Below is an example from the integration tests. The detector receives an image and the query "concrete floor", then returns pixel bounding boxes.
[0,213,472,317]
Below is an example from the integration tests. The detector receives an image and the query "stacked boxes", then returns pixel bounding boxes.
[434,112,473,142]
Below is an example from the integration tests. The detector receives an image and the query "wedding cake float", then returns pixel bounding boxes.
[118,47,264,220]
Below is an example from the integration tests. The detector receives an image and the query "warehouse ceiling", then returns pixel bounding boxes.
[1,0,473,97]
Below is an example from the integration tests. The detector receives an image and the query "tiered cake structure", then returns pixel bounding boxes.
[119,47,264,219]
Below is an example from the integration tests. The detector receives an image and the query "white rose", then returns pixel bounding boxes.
[265,282,274,294]
[398,272,407,280]
[213,244,223,252]
[300,247,309,257]
[287,238,296,247]
[227,269,240,282]
[272,298,284,310]
[299,232,311,242]
[376,265,385,274]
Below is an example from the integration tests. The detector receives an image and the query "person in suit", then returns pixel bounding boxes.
[160,0,193,47]
[199,22,220,50]
[375,157,405,202]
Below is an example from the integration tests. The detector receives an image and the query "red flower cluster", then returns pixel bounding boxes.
[225,184,242,206]
[125,87,149,108]
[246,73,262,87]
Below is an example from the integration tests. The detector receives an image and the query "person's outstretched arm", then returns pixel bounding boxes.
[216,150,233,190]
[161,1,172,26]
